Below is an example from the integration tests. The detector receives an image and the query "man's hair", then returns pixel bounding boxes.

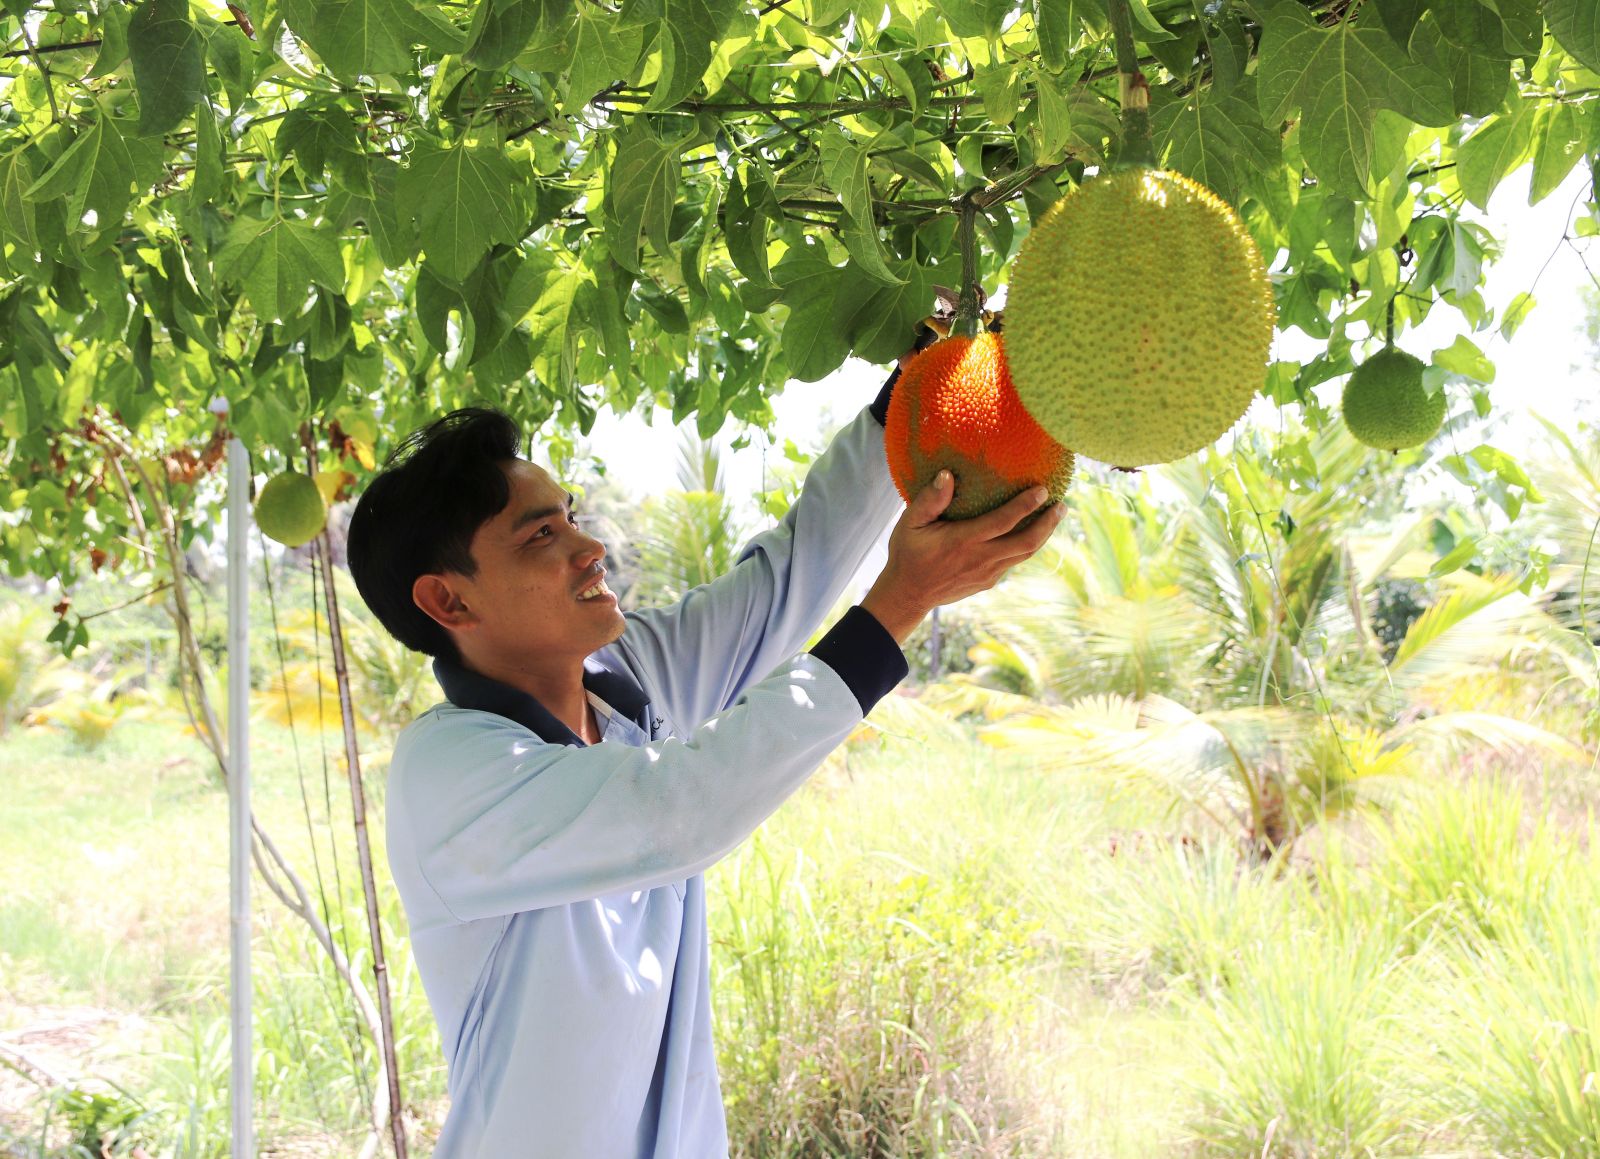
[347,407,523,662]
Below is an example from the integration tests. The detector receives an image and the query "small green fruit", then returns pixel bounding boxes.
[1341,347,1445,451]
[255,471,328,547]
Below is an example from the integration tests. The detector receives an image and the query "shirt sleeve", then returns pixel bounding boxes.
[611,403,904,730]
[388,651,872,923]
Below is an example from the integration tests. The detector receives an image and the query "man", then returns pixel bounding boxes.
[345,359,1063,1157]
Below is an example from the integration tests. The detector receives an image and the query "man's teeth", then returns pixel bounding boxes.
[578,579,611,601]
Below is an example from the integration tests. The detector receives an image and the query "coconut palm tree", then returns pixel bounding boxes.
[936,425,1588,858]
[629,430,748,608]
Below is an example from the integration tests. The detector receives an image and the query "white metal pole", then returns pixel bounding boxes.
[226,434,254,1157]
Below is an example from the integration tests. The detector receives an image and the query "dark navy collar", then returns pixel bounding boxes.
[433,655,653,747]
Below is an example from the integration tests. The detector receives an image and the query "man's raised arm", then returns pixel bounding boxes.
[613,363,913,730]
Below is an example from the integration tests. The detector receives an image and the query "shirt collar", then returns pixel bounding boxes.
[432,654,652,746]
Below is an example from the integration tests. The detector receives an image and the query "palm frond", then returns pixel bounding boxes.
[1389,711,1592,766]
[1385,574,1544,692]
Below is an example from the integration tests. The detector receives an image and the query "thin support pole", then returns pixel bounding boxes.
[227,435,255,1158]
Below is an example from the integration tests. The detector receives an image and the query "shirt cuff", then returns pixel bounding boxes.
[809,605,909,714]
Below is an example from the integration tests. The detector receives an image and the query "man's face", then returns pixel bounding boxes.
[444,459,626,665]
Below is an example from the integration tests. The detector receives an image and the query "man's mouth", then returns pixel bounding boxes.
[577,575,613,601]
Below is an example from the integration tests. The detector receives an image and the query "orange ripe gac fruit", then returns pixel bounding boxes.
[885,330,1075,520]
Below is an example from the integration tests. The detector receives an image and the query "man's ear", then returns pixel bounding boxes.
[413,574,477,632]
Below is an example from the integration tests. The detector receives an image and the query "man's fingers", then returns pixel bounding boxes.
[989,502,1065,553]
[969,486,1053,539]
[909,469,955,525]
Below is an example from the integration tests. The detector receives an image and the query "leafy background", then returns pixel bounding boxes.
[1,0,1599,621]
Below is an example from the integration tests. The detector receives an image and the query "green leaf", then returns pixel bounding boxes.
[1431,335,1494,384]
[874,51,930,115]
[620,0,742,110]
[1547,0,1600,73]
[90,2,133,78]
[279,0,458,82]
[515,258,591,389]
[836,258,936,364]
[1405,11,1511,119]
[1153,79,1279,207]
[818,126,904,285]
[1529,99,1592,205]
[199,14,253,110]
[464,0,573,71]
[603,117,690,272]
[216,213,347,323]
[722,165,778,288]
[277,105,372,195]
[191,106,223,203]
[24,114,137,231]
[565,6,645,104]
[773,241,850,382]
[0,150,38,255]
[129,0,208,136]
[399,140,530,282]
[1258,5,1453,194]
[1033,0,1077,72]
[1198,7,1249,96]
[932,0,1011,40]
[1426,533,1479,579]
[327,157,416,267]
[1497,291,1534,341]
[1456,98,1536,211]
[1421,0,1539,59]
[975,62,1022,127]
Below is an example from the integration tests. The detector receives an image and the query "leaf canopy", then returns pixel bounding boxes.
[0,0,1596,610]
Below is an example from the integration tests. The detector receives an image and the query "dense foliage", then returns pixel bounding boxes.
[2,0,1598,622]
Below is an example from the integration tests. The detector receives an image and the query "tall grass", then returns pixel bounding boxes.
[1180,925,1414,1157]
[1423,867,1600,1158]
[710,772,1056,1155]
[6,708,1600,1156]
[1372,776,1560,947]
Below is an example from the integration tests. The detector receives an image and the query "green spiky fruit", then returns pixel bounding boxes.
[1341,347,1444,451]
[255,471,328,547]
[1004,169,1276,467]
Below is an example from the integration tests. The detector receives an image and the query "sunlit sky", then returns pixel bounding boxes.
[573,164,1600,521]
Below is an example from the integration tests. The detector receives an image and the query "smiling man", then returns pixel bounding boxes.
[345,360,1063,1158]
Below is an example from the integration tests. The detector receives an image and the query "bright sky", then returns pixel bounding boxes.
[576,164,1600,519]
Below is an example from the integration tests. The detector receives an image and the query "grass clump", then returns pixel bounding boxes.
[1372,777,1559,948]
[1422,868,1600,1158]
[1180,926,1412,1157]
[712,834,1049,1158]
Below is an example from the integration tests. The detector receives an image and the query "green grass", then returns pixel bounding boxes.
[4,705,1600,1157]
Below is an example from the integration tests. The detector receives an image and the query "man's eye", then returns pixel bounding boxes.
[568,512,581,528]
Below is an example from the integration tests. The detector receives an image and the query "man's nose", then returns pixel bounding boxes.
[575,531,606,566]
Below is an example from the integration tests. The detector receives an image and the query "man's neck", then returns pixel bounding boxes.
[459,651,596,743]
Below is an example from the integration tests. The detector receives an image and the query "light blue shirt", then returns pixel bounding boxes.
[384,405,904,1156]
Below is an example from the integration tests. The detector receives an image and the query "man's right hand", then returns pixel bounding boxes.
[860,471,1064,644]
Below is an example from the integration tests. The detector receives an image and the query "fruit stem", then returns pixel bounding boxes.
[1107,0,1156,169]
[1385,296,1395,346]
[951,193,984,340]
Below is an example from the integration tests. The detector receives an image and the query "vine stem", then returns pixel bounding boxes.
[1106,0,1155,169]
[18,18,60,123]
[303,428,409,1159]
[950,193,984,339]
[84,417,394,1159]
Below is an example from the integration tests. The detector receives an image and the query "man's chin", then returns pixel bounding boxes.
[596,610,628,647]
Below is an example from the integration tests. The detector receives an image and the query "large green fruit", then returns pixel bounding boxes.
[255,471,328,547]
[1004,169,1276,467]
[1341,346,1445,451]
